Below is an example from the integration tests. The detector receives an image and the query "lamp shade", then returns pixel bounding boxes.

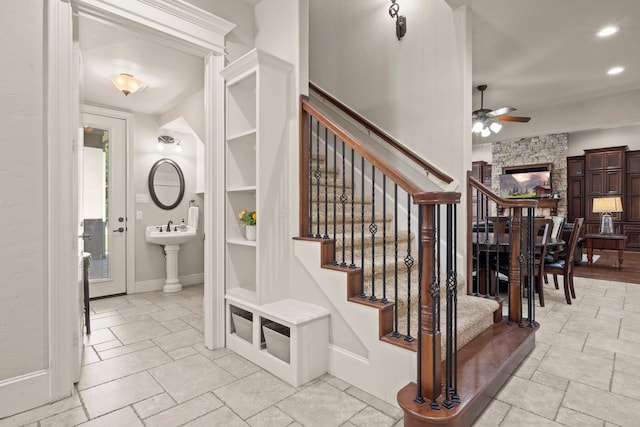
[592,197,623,213]
[113,73,142,96]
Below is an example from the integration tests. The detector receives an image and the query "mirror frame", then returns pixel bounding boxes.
[148,158,185,210]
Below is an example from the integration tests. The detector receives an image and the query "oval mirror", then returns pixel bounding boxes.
[148,158,185,210]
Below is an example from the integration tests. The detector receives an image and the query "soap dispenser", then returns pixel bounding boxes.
[179,219,187,231]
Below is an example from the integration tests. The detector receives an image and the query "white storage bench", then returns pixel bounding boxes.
[226,295,330,387]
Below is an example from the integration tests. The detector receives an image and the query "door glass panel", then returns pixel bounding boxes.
[83,126,110,281]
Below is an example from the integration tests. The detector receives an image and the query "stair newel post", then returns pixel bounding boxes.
[299,105,311,237]
[508,208,523,324]
[418,202,442,407]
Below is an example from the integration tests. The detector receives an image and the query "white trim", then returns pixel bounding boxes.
[82,104,136,296]
[48,0,75,404]
[204,53,227,349]
[0,371,50,418]
[132,273,205,294]
[72,0,235,55]
[75,0,231,344]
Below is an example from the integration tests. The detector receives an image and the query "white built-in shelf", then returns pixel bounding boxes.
[227,129,257,143]
[227,237,257,247]
[226,186,257,193]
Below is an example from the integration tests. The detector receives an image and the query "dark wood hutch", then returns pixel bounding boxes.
[566,146,640,250]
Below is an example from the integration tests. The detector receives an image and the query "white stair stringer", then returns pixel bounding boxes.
[294,239,416,406]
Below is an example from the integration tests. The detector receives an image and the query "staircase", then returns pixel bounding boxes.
[309,155,500,355]
[297,87,541,426]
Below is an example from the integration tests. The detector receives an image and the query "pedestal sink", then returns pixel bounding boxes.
[145,225,197,292]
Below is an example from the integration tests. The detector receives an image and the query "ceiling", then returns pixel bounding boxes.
[78,14,204,116]
[79,1,640,133]
[454,0,640,136]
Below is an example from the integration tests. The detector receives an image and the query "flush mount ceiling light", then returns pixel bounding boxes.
[607,66,625,75]
[388,0,406,40]
[597,25,619,37]
[112,73,143,96]
[156,135,182,153]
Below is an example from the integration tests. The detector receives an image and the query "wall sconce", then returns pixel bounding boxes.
[592,196,623,234]
[112,73,143,96]
[389,0,406,40]
[156,135,182,153]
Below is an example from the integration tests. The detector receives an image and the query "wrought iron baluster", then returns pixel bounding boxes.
[381,175,388,304]
[331,134,337,264]
[370,165,377,301]
[360,155,366,298]
[314,120,321,238]
[349,148,356,269]
[340,140,347,267]
[430,204,440,410]
[323,126,329,239]
[404,194,414,342]
[393,184,400,338]
[414,206,425,405]
[307,117,313,237]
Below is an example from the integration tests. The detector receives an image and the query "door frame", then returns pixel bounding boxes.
[82,106,134,296]
[47,0,233,402]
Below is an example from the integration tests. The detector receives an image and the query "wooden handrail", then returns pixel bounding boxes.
[468,175,538,209]
[302,96,460,204]
[309,82,454,185]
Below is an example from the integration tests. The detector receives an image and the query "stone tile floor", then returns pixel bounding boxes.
[1,276,639,426]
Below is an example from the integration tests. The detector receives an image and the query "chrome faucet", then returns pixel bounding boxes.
[166,220,173,232]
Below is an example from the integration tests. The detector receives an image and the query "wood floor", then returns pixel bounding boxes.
[573,249,640,283]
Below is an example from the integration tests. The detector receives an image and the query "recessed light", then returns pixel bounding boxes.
[607,66,625,75]
[597,26,619,37]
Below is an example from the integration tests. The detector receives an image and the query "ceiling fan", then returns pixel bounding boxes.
[472,84,531,137]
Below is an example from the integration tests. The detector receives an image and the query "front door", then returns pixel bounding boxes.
[82,112,127,297]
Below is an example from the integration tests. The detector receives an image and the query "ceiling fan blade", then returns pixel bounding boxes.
[487,106,516,117]
[498,115,531,123]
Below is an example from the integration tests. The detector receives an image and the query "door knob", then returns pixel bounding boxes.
[79,234,92,240]
[113,227,125,233]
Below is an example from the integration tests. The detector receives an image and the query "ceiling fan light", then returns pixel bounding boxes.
[481,127,491,137]
[489,122,502,133]
[597,26,619,37]
[607,66,624,75]
[472,121,484,133]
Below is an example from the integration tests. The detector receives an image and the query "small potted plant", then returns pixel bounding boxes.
[238,209,257,241]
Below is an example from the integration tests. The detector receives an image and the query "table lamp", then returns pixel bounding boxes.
[592,196,623,234]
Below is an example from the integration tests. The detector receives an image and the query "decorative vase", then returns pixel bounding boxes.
[245,224,256,241]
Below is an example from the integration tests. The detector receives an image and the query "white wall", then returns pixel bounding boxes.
[309,0,466,186]
[182,0,255,63]
[569,124,640,156]
[133,114,204,288]
[0,0,47,382]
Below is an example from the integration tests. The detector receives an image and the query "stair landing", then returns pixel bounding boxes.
[398,319,537,426]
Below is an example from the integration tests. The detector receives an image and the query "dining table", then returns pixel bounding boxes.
[472,231,565,295]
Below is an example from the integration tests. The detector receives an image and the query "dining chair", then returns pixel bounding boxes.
[543,216,566,284]
[543,218,584,305]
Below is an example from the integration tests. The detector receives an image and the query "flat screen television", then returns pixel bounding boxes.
[499,170,552,199]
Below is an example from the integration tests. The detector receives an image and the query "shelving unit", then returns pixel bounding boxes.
[221,49,330,386]
[226,296,330,387]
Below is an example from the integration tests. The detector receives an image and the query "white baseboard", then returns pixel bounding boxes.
[131,273,204,294]
[0,370,50,418]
